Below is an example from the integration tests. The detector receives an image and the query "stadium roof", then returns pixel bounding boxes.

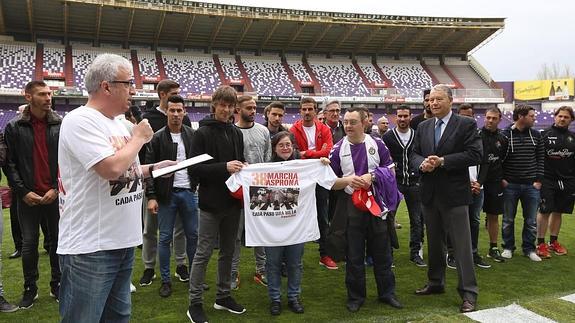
[0,0,505,56]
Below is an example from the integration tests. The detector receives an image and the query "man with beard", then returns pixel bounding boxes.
[382,105,425,266]
[263,101,287,137]
[536,106,575,258]
[290,97,336,269]
[231,96,271,289]
[410,89,432,131]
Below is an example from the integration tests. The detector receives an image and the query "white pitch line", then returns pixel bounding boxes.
[559,293,575,304]
[464,303,557,323]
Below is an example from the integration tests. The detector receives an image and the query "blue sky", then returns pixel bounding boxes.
[201,0,574,81]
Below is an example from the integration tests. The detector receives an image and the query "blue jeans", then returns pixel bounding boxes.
[59,248,134,323]
[265,243,304,302]
[158,190,198,283]
[502,183,540,254]
[469,189,484,254]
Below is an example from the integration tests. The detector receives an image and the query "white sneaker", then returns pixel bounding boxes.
[527,251,542,262]
[501,249,513,259]
[130,283,137,293]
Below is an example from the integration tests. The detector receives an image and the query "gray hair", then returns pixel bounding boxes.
[84,53,133,94]
[324,99,341,109]
[432,84,453,100]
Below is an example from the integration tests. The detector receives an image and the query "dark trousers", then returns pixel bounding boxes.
[398,183,425,257]
[10,194,51,252]
[423,202,477,302]
[344,196,395,306]
[316,185,330,257]
[18,198,61,290]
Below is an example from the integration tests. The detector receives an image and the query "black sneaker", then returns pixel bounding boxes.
[139,268,156,286]
[410,255,427,267]
[159,282,172,298]
[50,284,60,303]
[487,247,505,263]
[18,287,38,309]
[446,254,456,269]
[0,296,18,313]
[213,296,246,314]
[474,254,492,269]
[175,265,190,282]
[187,303,208,323]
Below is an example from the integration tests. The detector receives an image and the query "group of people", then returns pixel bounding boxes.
[0,52,573,323]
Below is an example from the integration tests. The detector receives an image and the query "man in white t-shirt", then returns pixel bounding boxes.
[57,53,175,322]
[289,97,336,270]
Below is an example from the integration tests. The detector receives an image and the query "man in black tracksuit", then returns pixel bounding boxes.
[500,104,545,261]
[536,106,575,258]
[476,107,508,262]
[187,86,246,323]
[382,105,425,266]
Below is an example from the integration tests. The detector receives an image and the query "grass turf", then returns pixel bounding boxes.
[1,201,574,322]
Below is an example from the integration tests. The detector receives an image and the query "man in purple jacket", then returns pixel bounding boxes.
[329,106,401,313]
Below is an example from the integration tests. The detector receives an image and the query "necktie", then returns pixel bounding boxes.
[434,119,443,148]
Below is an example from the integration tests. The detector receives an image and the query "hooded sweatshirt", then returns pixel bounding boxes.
[189,115,244,212]
[501,124,544,184]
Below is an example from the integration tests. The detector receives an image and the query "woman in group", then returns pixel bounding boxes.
[265,131,305,316]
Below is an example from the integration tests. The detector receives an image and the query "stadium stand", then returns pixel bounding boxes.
[286,58,313,84]
[218,55,244,82]
[446,63,491,89]
[43,46,66,76]
[379,61,434,98]
[423,61,457,86]
[241,56,297,96]
[137,51,161,81]
[0,43,36,90]
[72,48,130,91]
[307,58,369,97]
[357,60,385,86]
[162,53,221,96]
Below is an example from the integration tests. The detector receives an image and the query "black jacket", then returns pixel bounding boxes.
[477,127,508,184]
[189,115,244,212]
[142,106,192,132]
[382,128,419,186]
[145,125,198,204]
[410,114,483,207]
[139,107,192,162]
[542,125,575,189]
[4,105,61,197]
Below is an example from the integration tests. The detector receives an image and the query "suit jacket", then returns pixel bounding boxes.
[410,113,482,207]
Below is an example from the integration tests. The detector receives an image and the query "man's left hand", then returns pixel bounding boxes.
[40,189,58,205]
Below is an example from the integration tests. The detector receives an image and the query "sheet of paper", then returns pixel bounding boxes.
[151,154,213,178]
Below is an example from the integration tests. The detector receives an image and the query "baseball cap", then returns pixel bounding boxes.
[351,188,382,216]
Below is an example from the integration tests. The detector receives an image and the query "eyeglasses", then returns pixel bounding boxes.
[277,143,292,149]
[327,109,341,113]
[109,79,135,87]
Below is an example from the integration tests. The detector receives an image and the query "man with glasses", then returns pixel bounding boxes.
[57,53,175,321]
[5,81,62,308]
[139,79,191,287]
[323,99,345,144]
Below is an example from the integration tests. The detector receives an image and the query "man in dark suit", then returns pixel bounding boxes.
[410,84,483,313]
